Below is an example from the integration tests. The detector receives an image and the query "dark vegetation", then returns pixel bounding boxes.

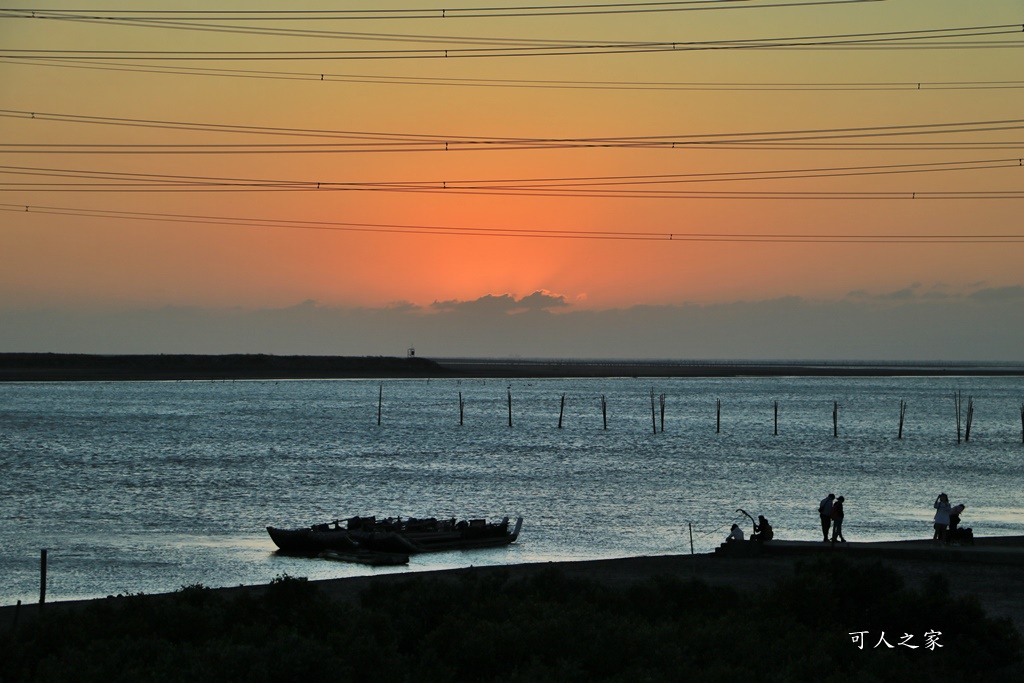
[3,353,1022,382]
[0,353,449,381]
[1,557,1020,682]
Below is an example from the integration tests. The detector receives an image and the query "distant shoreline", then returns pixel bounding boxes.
[2,353,1023,381]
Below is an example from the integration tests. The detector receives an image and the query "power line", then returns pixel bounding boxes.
[2,25,1020,60]
[7,138,1024,159]
[4,185,1022,199]
[6,56,1023,91]
[2,161,1022,199]
[6,186,1021,199]
[0,2,885,21]
[1,158,1020,185]
[4,201,1022,243]
[4,109,1023,147]
[0,2,884,43]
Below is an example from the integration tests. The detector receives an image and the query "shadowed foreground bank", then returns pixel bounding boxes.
[2,353,1023,381]
[2,554,1021,682]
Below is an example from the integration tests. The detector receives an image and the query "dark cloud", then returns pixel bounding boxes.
[431,294,519,314]
[517,290,568,311]
[431,291,567,315]
[2,288,1023,360]
[879,287,917,300]
[847,284,921,301]
[968,285,1024,302]
[920,283,958,300]
[383,300,421,313]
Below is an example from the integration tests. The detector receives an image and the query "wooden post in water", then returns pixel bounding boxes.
[377,383,383,426]
[833,400,838,438]
[601,395,608,430]
[39,549,47,605]
[650,388,657,435]
[1020,402,1023,444]
[716,398,721,434]
[954,391,962,444]
[459,391,464,426]
[965,396,975,442]
[558,394,565,429]
[898,400,907,439]
[507,387,513,428]
[659,393,666,433]
[774,401,778,436]
[688,522,694,555]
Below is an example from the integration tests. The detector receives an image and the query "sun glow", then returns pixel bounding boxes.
[1,0,1022,356]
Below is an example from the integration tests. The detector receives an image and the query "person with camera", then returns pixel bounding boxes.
[818,493,835,542]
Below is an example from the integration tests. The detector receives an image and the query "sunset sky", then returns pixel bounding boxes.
[1,0,1022,359]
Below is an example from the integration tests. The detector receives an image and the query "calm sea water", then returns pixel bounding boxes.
[2,375,1023,605]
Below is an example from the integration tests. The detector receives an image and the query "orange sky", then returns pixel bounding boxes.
[1,1,1023,356]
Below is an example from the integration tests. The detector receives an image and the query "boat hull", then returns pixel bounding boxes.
[266,525,359,554]
[267,517,523,555]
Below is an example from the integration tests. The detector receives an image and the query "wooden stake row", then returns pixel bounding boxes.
[954,391,976,443]
[898,400,907,440]
[373,385,1022,442]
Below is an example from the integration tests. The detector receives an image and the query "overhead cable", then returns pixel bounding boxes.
[4,202,1023,243]
[2,25,1020,60]
[0,2,888,21]
[2,162,1022,199]
[3,109,1023,146]
[5,57,1022,91]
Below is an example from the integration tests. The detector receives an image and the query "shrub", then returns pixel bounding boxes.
[0,559,1019,682]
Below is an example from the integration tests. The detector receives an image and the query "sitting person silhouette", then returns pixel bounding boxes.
[752,515,774,542]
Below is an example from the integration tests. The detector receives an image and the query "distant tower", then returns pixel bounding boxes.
[407,346,416,358]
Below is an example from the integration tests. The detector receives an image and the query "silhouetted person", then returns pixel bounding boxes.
[752,515,773,542]
[726,524,744,543]
[949,503,969,544]
[819,493,835,542]
[830,496,846,543]
[950,503,965,534]
[933,493,951,543]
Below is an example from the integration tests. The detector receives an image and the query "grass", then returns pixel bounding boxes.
[1,557,1020,682]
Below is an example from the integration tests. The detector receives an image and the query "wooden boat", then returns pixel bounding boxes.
[346,515,523,553]
[266,523,410,565]
[267,516,523,555]
[266,522,359,555]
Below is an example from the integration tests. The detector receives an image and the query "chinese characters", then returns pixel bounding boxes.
[849,631,943,651]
